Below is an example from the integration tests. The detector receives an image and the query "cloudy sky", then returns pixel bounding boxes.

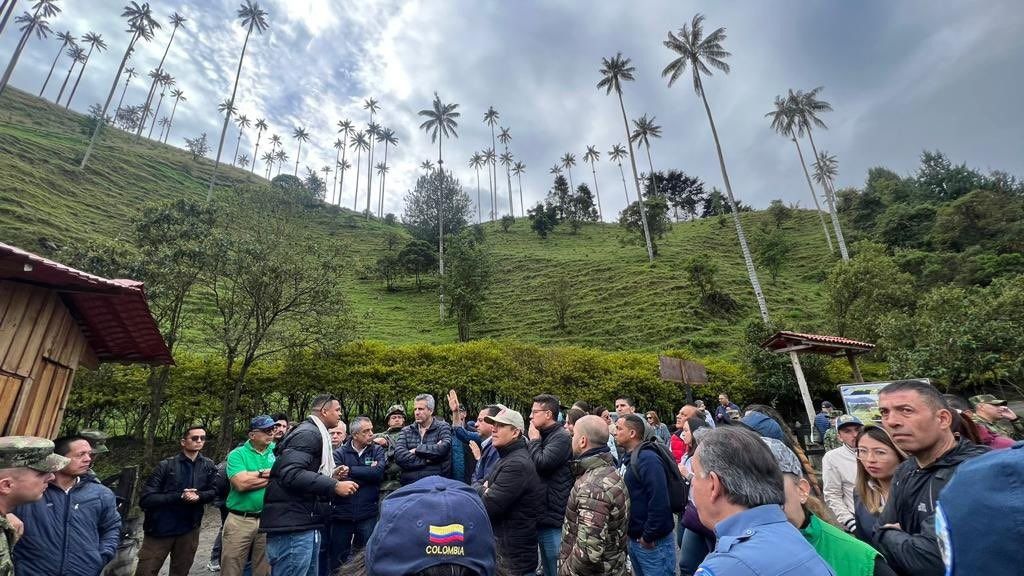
[3,0,1022,219]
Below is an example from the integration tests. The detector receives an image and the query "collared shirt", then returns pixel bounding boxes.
[696,505,836,576]
[225,440,276,513]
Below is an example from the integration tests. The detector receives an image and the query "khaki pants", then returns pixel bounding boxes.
[220,512,269,576]
[134,526,201,576]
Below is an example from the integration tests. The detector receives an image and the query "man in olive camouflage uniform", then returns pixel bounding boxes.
[970,394,1024,441]
[371,404,407,500]
[559,415,629,576]
[0,436,70,576]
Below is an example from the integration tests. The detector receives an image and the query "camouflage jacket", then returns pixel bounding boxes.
[823,427,840,451]
[971,414,1024,441]
[558,449,629,576]
[0,513,14,576]
[374,428,404,496]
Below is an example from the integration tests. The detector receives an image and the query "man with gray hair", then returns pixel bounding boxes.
[328,416,386,573]
[394,394,452,485]
[691,426,834,575]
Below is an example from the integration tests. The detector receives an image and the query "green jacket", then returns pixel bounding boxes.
[374,427,404,496]
[801,513,879,576]
[558,448,629,576]
[0,513,14,576]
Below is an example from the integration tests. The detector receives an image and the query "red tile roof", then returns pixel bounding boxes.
[0,242,173,365]
[761,330,875,355]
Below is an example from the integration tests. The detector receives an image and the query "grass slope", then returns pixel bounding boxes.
[1,88,836,356]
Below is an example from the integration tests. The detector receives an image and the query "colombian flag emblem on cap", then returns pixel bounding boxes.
[428,524,465,545]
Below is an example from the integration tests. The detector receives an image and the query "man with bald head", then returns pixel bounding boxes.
[558,415,630,575]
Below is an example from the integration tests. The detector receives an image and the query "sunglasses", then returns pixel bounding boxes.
[189,435,206,442]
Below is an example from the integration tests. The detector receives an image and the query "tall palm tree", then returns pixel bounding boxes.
[469,152,484,223]
[207,1,268,200]
[321,164,333,194]
[512,160,526,217]
[268,133,281,154]
[330,138,343,203]
[582,145,603,220]
[549,165,562,177]
[0,0,59,97]
[55,44,84,104]
[349,130,369,209]
[248,117,267,174]
[39,29,74,97]
[363,98,380,212]
[291,126,308,176]
[766,94,834,253]
[811,150,849,259]
[273,149,287,176]
[560,152,577,192]
[483,106,500,220]
[261,151,274,178]
[65,31,107,110]
[113,66,137,119]
[236,153,249,168]
[377,127,397,217]
[418,92,460,320]
[420,159,434,173]
[336,158,351,200]
[156,116,170,140]
[135,11,186,140]
[335,119,353,204]
[374,162,388,216]
[597,52,653,261]
[0,0,20,39]
[81,1,161,169]
[230,114,251,166]
[608,143,631,204]
[663,13,768,321]
[791,87,849,260]
[630,114,663,198]
[146,72,173,138]
[482,147,497,219]
[497,127,515,217]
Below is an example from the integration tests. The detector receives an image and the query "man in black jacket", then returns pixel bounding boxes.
[328,416,386,573]
[875,380,988,576]
[135,425,216,576]
[527,394,573,576]
[394,394,452,484]
[260,395,359,576]
[476,406,543,576]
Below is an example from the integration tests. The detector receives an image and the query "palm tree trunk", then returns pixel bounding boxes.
[366,113,375,216]
[489,125,498,221]
[589,162,603,221]
[114,77,131,122]
[504,145,514,218]
[616,92,654,262]
[617,161,630,204]
[80,31,141,169]
[0,0,18,39]
[378,141,390,217]
[804,129,849,261]
[250,130,262,175]
[207,23,253,201]
[474,167,481,224]
[792,137,834,253]
[644,145,661,197]
[0,8,36,97]
[65,44,94,110]
[135,24,178,140]
[352,149,362,210]
[518,172,525,218]
[566,166,574,192]
[39,39,67,97]
[294,141,301,176]
[437,138,445,321]
[339,137,349,206]
[147,92,164,138]
[55,58,77,104]
[695,76,769,324]
[331,146,340,203]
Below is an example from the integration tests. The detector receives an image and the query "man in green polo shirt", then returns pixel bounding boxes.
[221,415,277,576]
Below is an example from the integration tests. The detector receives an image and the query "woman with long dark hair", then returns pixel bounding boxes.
[853,425,906,544]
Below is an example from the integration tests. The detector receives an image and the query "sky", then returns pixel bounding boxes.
[2,0,1022,220]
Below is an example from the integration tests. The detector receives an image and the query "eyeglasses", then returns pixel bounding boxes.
[856,448,892,460]
[189,435,206,442]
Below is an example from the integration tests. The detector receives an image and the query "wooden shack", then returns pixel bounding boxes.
[0,242,172,437]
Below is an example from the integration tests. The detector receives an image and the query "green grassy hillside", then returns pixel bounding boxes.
[1,88,836,355]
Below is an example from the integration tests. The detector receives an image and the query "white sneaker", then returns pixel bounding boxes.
[206,561,220,572]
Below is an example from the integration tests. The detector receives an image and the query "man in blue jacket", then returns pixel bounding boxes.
[616,414,676,576]
[13,435,121,576]
[328,416,385,573]
[394,394,452,484]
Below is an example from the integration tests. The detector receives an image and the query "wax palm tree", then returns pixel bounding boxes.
[55,44,84,104]
[39,29,74,97]
[273,149,287,176]
[363,98,380,212]
[482,147,497,219]
[236,153,249,168]
[268,133,281,154]
[291,126,309,176]
[261,151,274,178]
[582,145,603,220]
[0,0,19,39]
[597,52,653,261]
[608,143,631,204]
[135,11,186,140]
[418,92,460,320]
[113,66,137,119]
[420,159,434,173]
[330,138,343,203]
[161,87,185,141]
[483,106,500,220]
[65,31,107,109]
[208,1,269,199]
[560,152,577,191]
[81,1,162,169]
[228,114,250,166]
[630,114,663,198]
[321,164,333,194]
[248,118,267,175]
[512,160,526,217]
[374,161,388,216]
[146,72,173,138]
[497,127,515,217]
[549,165,562,176]
[766,94,834,253]
[377,127,397,217]
[790,87,849,260]
[349,130,369,209]
[663,13,767,320]
[336,159,351,198]
[0,0,59,97]
[335,119,353,204]
[469,152,484,223]
[811,150,849,259]
[156,116,169,140]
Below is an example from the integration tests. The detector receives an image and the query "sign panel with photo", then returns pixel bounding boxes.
[838,379,931,424]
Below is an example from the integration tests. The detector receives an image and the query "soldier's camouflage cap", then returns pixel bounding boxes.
[386,404,406,417]
[969,394,1006,407]
[79,428,110,454]
[0,436,70,471]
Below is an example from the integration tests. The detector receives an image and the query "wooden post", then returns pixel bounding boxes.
[846,350,865,383]
[789,351,817,443]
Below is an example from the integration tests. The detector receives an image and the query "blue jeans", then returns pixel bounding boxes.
[266,530,319,576]
[628,535,676,576]
[537,527,561,576]
[328,517,377,574]
[678,528,710,576]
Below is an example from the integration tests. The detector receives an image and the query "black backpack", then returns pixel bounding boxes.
[629,438,688,513]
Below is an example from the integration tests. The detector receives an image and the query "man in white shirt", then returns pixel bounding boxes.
[822,414,863,533]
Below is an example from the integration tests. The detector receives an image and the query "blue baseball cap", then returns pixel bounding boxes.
[366,476,495,576]
[249,415,276,431]
[835,414,863,432]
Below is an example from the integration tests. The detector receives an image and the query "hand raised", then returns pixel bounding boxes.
[334,480,359,497]
[468,440,482,460]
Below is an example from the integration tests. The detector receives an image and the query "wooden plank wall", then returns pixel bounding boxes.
[0,280,89,437]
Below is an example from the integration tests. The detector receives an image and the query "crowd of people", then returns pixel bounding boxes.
[1,380,1022,576]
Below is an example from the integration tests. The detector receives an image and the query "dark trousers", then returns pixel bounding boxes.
[134,526,201,576]
[328,516,377,574]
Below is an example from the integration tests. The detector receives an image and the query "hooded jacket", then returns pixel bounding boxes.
[874,438,988,575]
[13,475,121,576]
[558,446,629,576]
[528,422,574,528]
[476,436,543,575]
